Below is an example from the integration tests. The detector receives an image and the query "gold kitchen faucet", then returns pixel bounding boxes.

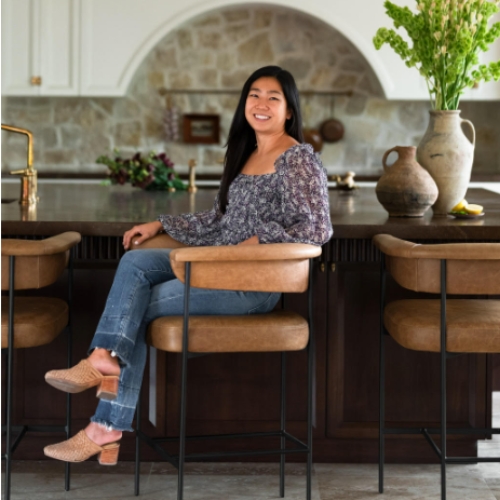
[2,124,38,205]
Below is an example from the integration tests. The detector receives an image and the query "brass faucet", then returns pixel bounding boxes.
[1,124,38,205]
[188,158,198,193]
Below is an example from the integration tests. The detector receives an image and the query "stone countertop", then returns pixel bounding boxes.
[2,182,500,240]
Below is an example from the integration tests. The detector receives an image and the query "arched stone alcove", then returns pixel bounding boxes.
[126,4,389,173]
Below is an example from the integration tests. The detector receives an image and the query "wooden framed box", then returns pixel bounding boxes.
[183,114,220,144]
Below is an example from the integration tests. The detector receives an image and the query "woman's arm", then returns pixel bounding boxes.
[157,192,223,246]
[255,147,333,246]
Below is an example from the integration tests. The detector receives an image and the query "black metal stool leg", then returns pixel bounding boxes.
[135,385,142,496]
[178,263,191,500]
[64,389,71,491]
[440,350,447,500]
[4,256,16,500]
[306,337,313,500]
[306,259,314,500]
[379,255,386,494]
[440,260,447,500]
[280,351,286,498]
[65,247,74,492]
[5,346,14,500]
[379,333,386,494]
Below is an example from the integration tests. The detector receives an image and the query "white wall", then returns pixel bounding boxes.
[81,0,500,98]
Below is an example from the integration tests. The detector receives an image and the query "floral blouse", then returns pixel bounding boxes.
[158,143,333,247]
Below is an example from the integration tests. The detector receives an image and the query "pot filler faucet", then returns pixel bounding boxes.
[1,124,38,206]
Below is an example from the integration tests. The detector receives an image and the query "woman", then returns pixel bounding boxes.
[43,66,333,464]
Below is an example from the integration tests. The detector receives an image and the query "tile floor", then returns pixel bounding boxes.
[2,394,499,500]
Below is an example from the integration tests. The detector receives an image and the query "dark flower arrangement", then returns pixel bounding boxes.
[96,150,186,191]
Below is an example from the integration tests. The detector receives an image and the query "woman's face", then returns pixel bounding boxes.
[245,77,292,135]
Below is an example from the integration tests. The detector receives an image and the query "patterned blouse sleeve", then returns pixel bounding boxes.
[157,191,223,246]
[255,146,333,246]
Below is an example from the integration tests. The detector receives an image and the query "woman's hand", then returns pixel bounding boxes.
[238,235,260,246]
[123,221,163,250]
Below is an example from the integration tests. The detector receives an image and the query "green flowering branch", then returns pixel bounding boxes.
[374,0,500,110]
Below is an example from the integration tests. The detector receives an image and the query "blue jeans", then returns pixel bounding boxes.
[89,249,281,431]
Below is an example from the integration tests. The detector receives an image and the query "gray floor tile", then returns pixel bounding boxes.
[150,461,308,476]
[2,392,498,499]
[485,478,500,500]
[2,470,321,500]
[1,473,149,500]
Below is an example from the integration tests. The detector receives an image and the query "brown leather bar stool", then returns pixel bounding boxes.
[1,232,81,500]
[132,234,321,500]
[374,234,500,500]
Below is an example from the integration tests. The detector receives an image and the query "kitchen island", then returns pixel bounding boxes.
[2,182,500,462]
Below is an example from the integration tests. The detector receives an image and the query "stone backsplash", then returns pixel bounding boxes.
[2,5,499,178]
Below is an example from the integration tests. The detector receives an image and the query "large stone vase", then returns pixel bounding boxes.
[376,146,438,217]
[417,110,476,216]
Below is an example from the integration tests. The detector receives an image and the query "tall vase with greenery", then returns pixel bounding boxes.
[374,0,500,215]
[374,0,500,110]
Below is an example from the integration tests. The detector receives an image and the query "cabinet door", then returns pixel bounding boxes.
[39,0,80,95]
[1,0,79,96]
[1,0,41,96]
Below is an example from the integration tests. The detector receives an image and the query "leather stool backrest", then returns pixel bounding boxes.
[373,234,500,295]
[132,235,322,293]
[1,232,81,291]
[169,244,321,293]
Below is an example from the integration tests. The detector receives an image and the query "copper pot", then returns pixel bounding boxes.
[319,118,344,143]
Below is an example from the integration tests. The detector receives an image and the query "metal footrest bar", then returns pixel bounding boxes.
[283,431,308,450]
[10,427,27,454]
[139,429,309,464]
[446,457,500,464]
[422,429,442,459]
[383,428,422,435]
[2,424,66,434]
[136,430,178,469]
[154,430,282,444]
[384,427,500,435]
[182,446,309,462]
[422,429,500,465]
[1,424,67,456]
[424,427,500,435]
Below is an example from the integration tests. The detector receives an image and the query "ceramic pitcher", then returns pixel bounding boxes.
[417,110,475,216]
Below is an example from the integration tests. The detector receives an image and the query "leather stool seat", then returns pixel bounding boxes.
[1,296,68,349]
[385,299,500,353]
[148,310,309,353]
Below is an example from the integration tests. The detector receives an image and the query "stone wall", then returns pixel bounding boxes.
[2,5,499,177]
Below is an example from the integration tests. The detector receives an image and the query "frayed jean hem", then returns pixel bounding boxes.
[89,333,136,368]
[90,416,133,433]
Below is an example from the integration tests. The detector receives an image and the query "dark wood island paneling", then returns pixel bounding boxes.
[2,182,500,463]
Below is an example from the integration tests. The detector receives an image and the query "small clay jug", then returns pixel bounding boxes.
[376,146,438,217]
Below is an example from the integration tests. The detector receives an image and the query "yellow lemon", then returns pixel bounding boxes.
[451,199,468,212]
[465,203,483,215]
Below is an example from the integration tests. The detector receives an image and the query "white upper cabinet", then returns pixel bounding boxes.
[1,0,80,96]
[2,0,499,100]
[2,0,41,95]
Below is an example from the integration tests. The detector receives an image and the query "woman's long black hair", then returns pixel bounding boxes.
[219,66,304,213]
